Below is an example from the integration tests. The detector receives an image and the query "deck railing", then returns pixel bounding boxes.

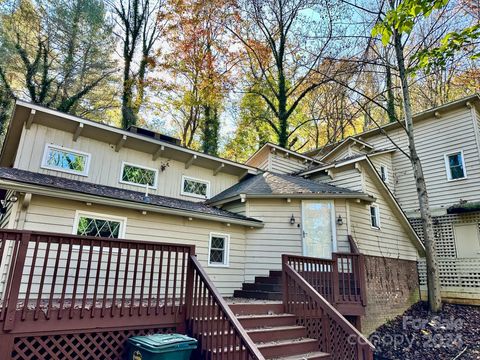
[283,253,367,308]
[0,230,195,359]
[282,260,374,360]
[186,255,265,360]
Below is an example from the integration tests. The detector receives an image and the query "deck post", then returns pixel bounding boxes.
[3,232,30,331]
[358,254,367,306]
[332,254,340,306]
[281,255,289,313]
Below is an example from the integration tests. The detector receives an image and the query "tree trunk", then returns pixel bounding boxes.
[278,70,288,148]
[393,30,442,312]
[386,65,397,123]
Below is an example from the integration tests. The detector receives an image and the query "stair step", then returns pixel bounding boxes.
[228,302,284,316]
[237,313,296,328]
[269,270,283,277]
[273,351,332,360]
[233,290,282,300]
[247,325,306,342]
[243,282,282,292]
[255,276,282,284]
[256,338,318,358]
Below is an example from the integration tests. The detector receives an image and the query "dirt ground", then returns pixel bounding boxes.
[371,302,480,360]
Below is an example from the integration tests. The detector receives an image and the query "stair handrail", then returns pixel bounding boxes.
[186,255,265,360]
[282,260,374,359]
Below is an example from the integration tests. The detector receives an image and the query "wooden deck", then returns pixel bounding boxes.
[0,230,372,360]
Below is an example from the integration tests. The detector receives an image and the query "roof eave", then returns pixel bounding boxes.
[5,101,259,177]
[0,179,264,228]
[243,193,375,202]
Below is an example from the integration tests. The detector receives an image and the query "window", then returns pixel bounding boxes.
[74,211,126,239]
[181,176,210,199]
[380,165,388,182]
[41,144,90,176]
[208,233,229,267]
[370,205,380,229]
[444,151,467,181]
[120,162,158,188]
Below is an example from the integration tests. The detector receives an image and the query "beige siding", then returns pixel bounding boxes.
[362,107,480,212]
[243,198,351,282]
[269,154,308,174]
[222,200,246,216]
[15,123,239,202]
[17,195,247,296]
[310,166,364,192]
[369,153,395,191]
[349,169,418,261]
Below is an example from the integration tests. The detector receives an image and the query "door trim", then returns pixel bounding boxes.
[301,200,337,259]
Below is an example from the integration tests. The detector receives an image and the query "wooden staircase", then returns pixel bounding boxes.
[229,302,331,360]
[233,270,283,300]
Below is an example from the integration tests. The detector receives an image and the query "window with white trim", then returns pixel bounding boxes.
[74,211,126,239]
[370,204,380,229]
[42,144,90,176]
[120,162,158,188]
[181,176,210,199]
[444,151,467,181]
[380,165,388,182]
[208,233,229,267]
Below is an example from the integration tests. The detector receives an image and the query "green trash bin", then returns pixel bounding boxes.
[125,333,198,360]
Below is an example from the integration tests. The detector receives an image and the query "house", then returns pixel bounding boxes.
[0,100,424,359]
[304,94,480,304]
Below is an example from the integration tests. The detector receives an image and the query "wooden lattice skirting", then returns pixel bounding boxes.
[2,326,178,360]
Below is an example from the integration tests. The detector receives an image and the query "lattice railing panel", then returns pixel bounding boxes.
[11,327,176,360]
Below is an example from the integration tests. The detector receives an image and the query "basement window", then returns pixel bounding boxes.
[120,162,158,189]
[42,144,90,176]
[181,176,210,199]
[445,151,467,181]
[74,211,126,239]
[370,204,381,229]
[208,233,229,267]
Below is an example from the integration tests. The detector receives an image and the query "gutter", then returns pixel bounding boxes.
[0,179,264,228]
[208,192,376,206]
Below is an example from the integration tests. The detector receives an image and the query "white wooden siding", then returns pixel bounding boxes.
[15,195,247,296]
[15,123,240,202]
[361,107,480,212]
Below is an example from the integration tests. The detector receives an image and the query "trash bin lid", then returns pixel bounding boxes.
[128,334,198,353]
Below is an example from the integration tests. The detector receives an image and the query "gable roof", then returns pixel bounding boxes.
[207,171,374,206]
[0,167,263,227]
[305,94,480,159]
[246,142,323,168]
[299,149,396,176]
[2,101,258,178]
[318,137,374,161]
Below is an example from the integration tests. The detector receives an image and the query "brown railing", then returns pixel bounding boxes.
[186,255,264,360]
[282,260,374,360]
[0,229,194,334]
[284,253,367,308]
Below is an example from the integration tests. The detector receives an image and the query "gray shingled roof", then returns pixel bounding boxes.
[0,167,261,223]
[207,171,368,204]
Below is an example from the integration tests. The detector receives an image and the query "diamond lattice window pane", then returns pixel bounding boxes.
[183,178,208,197]
[46,147,87,173]
[211,237,224,249]
[122,164,156,186]
[209,249,224,264]
[77,216,121,238]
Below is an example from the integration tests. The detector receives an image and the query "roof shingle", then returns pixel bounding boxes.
[0,167,261,223]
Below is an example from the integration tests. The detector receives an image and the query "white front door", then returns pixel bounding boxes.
[302,200,336,259]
